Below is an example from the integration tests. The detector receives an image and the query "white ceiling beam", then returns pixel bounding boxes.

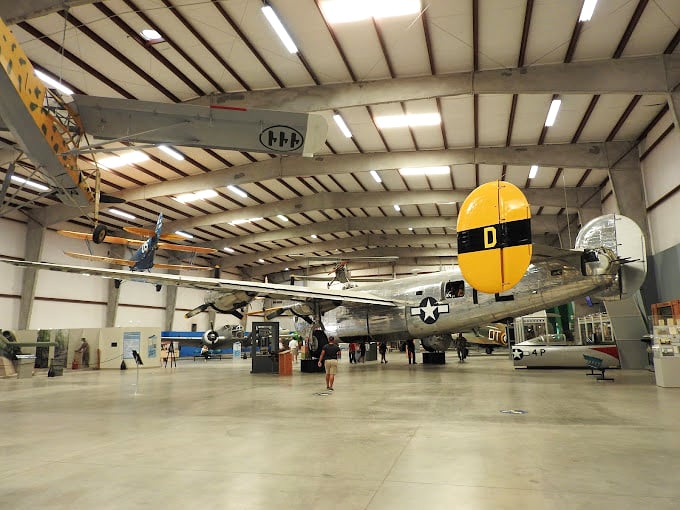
[196,55,680,111]
[212,214,576,251]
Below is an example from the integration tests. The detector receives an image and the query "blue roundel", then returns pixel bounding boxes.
[260,125,305,152]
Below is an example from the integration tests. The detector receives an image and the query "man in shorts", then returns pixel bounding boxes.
[318,336,341,390]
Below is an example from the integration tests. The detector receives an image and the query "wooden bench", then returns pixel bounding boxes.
[583,354,614,381]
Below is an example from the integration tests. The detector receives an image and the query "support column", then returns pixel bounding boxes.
[105,245,124,328]
[18,218,45,330]
[164,269,180,332]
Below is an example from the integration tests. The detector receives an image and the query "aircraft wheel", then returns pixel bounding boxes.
[486,347,494,355]
[92,224,108,244]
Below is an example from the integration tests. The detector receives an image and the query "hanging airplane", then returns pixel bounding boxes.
[57,213,218,290]
[1,182,647,354]
[0,15,327,242]
[291,256,397,289]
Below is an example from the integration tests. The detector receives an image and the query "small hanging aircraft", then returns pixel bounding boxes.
[2,182,647,354]
[57,213,217,289]
[291,256,396,289]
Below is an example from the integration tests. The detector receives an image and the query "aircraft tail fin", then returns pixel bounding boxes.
[574,214,647,301]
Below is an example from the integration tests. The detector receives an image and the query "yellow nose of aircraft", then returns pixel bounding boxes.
[456,181,532,294]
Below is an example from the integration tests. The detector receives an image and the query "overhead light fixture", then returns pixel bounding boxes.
[98,151,149,169]
[158,145,184,160]
[261,5,298,53]
[529,165,539,179]
[227,185,248,198]
[108,208,136,220]
[174,189,218,203]
[393,204,401,212]
[333,114,353,138]
[544,99,562,127]
[139,29,164,43]
[579,0,598,21]
[224,247,235,253]
[10,175,50,192]
[399,166,450,176]
[258,258,266,263]
[375,113,441,129]
[311,234,318,239]
[284,267,289,271]
[175,231,193,239]
[277,215,289,222]
[320,0,421,23]
[34,69,74,95]
[408,227,414,231]
[370,170,382,183]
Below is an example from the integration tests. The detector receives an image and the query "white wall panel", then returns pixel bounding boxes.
[0,218,27,259]
[29,301,106,330]
[115,307,165,328]
[0,296,20,329]
[647,200,680,255]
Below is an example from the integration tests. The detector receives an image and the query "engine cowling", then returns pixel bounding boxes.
[420,334,453,352]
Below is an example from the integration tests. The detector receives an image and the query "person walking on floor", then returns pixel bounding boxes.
[359,340,366,363]
[379,341,388,363]
[406,339,416,364]
[348,342,357,363]
[455,333,468,362]
[318,336,341,390]
[288,336,299,362]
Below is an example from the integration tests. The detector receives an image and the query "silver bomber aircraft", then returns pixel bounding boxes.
[2,211,646,353]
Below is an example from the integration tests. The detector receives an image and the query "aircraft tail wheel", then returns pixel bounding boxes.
[93,224,108,244]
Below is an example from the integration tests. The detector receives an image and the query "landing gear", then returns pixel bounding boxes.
[485,347,494,355]
[92,224,108,244]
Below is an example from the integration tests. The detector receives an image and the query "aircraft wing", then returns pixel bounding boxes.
[58,230,146,247]
[3,259,398,307]
[155,242,217,254]
[123,226,185,242]
[72,95,328,157]
[151,262,214,271]
[63,252,137,267]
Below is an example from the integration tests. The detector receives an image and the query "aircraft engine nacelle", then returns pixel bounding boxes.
[202,325,243,347]
[420,334,453,352]
[209,291,253,315]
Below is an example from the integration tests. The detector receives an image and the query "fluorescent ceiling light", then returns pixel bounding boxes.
[370,170,382,183]
[227,185,248,198]
[393,204,401,212]
[545,99,562,127]
[277,215,289,222]
[261,5,298,53]
[98,151,149,169]
[158,145,184,160]
[375,113,441,129]
[140,29,164,42]
[224,247,235,253]
[175,231,193,239]
[258,258,265,263]
[230,217,263,225]
[399,166,450,176]
[333,114,352,138]
[108,208,136,220]
[34,69,74,95]
[10,175,50,192]
[174,189,218,203]
[408,227,413,231]
[579,0,598,21]
[311,234,318,239]
[529,165,539,179]
[321,0,421,23]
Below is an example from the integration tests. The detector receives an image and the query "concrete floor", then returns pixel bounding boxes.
[1,352,678,510]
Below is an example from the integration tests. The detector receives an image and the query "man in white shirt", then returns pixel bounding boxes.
[288,337,299,362]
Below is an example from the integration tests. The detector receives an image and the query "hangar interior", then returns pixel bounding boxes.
[1,1,680,509]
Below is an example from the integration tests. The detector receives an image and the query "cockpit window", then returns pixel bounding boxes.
[444,281,465,299]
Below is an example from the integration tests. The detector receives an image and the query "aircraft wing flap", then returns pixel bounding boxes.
[3,260,397,307]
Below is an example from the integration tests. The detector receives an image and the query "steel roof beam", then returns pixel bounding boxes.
[197,55,680,111]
